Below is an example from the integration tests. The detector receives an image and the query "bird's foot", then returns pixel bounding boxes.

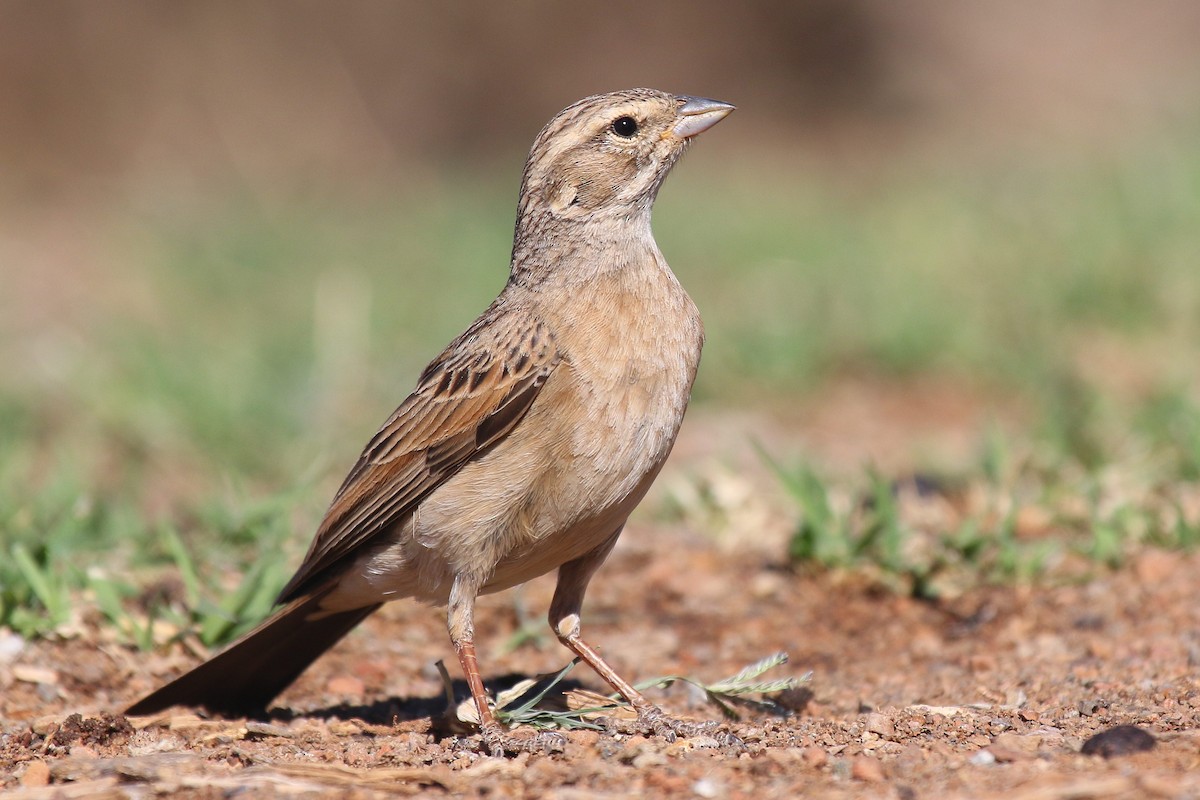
[476,722,566,757]
[634,704,715,742]
[601,705,744,748]
[598,704,712,742]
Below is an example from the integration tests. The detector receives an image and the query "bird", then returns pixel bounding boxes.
[126,88,734,756]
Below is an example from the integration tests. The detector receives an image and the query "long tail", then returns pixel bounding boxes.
[126,592,382,717]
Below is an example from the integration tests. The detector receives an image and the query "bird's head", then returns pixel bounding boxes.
[516,89,734,228]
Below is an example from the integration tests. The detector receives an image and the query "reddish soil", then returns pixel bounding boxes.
[2,513,1199,798]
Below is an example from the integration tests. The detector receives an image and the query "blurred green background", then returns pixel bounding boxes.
[2,2,1199,638]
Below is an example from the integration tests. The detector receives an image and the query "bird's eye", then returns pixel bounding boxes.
[610,116,639,138]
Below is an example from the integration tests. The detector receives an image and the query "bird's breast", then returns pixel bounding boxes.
[536,263,703,518]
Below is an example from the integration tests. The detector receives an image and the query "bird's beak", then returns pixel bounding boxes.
[672,96,735,139]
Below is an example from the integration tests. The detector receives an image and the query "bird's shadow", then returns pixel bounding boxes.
[260,672,590,732]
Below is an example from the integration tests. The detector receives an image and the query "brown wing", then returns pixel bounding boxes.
[276,304,560,603]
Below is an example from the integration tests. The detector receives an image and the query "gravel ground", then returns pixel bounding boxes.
[2,520,1199,798]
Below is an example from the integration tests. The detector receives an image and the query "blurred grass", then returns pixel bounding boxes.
[667,147,1200,397]
[762,430,1200,601]
[2,135,1200,642]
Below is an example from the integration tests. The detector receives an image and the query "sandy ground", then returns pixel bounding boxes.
[2,508,1199,799]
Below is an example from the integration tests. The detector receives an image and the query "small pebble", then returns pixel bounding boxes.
[763,747,805,766]
[326,675,365,697]
[739,727,764,742]
[12,665,58,685]
[968,749,996,766]
[850,756,884,783]
[0,631,26,663]
[865,713,895,739]
[327,720,362,736]
[565,729,601,747]
[245,721,295,739]
[20,760,50,787]
[1080,725,1156,758]
[32,716,62,736]
[631,750,668,768]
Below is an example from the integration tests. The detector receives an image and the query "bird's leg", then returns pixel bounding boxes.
[549,532,716,742]
[447,575,563,756]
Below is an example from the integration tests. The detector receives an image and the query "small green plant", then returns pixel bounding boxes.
[1136,388,1200,481]
[442,652,805,731]
[632,651,806,720]
[764,444,1060,595]
[495,660,606,731]
[755,443,851,567]
[497,585,551,655]
[4,542,75,636]
[89,574,159,651]
[765,377,1200,595]
[147,525,291,649]
[0,460,149,639]
[0,446,296,649]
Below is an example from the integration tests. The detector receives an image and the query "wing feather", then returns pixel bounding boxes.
[276,305,559,603]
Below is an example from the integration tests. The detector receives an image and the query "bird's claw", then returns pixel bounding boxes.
[597,705,722,743]
[637,705,718,742]
[477,723,566,757]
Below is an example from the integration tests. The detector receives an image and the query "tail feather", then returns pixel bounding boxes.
[126,593,382,717]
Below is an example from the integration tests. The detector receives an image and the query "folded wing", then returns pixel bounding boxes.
[277,304,560,603]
